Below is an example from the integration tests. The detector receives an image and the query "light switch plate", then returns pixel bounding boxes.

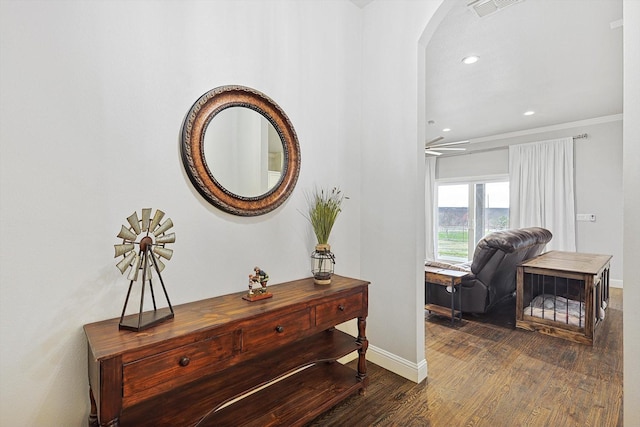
[577,213,596,222]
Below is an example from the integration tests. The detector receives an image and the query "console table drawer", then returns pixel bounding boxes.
[123,330,239,400]
[316,292,364,329]
[242,308,313,351]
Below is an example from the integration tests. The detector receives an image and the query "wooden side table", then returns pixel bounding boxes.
[425,267,468,325]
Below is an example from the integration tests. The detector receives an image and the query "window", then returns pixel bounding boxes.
[436,179,509,262]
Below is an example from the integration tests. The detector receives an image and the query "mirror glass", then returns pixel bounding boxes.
[181,85,300,216]
[204,107,283,198]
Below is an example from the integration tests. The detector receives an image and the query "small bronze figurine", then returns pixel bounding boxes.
[252,267,269,289]
[243,266,273,301]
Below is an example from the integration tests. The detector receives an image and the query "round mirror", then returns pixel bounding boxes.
[181,86,300,216]
[204,107,283,198]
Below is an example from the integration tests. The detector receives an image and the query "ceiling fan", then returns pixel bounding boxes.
[424,137,469,156]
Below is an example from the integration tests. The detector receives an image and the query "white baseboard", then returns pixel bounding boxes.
[365,344,427,383]
[611,279,623,288]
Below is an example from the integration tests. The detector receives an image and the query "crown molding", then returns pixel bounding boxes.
[469,114,623,145]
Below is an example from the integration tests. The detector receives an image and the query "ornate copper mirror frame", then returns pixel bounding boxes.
[181,85,301,216]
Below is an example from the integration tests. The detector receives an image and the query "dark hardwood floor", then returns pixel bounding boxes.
[308,288,623,427]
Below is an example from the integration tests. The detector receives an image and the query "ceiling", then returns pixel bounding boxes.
[424,0,623,147]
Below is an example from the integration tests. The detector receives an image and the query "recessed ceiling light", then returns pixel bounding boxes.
[442,128,451,132]
[462,55,479,65]
[523,110,535,116]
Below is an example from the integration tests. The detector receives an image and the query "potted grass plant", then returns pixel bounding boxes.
[305,186,344,285]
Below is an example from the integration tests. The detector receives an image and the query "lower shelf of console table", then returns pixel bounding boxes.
[84,275,369,427]
[197,346,362,426]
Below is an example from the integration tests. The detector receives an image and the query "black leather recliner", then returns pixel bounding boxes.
[427,227,553,314]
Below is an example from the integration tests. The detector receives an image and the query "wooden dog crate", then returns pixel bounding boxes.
[516,251,611,345]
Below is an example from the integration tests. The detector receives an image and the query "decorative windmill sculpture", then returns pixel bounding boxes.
[114,208,175,331]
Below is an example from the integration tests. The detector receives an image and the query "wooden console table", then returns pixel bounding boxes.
[425,266,467,325]
[84,275,369,426]
[516,251,611,345]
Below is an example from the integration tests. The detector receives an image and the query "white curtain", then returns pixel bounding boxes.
[509,137,576,251]
[425,156,437,260]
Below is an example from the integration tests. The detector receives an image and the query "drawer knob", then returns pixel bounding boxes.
[179,356,190,367]
[275,325,284,333]
[338,305,345,311]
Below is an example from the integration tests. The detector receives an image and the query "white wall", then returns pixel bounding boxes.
[360,0,440,381]
[0,1,366,425]
[435,118,624,284]
[622,1,640,424]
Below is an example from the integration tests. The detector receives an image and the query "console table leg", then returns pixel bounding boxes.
[88,387,98,427]
[356,316,368,387]
[458,280,462,323]
[450,278,455,325]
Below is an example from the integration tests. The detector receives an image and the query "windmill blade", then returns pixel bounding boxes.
[127,254,141,281]
[153,246,174,260]
[149,209,165,233]
[153,218,173,237]
[127,212,141,235]
[147,255,155,280]
[141,208,152,232]
[142,254,152,280]
[116,251,137,274]
[156,233,176,244]
[117,225,138,241]
[114,243,135,258]
[154,257,166,273]
[148,250,167,274]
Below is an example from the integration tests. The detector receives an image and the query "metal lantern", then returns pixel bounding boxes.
[311,244,335,285]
